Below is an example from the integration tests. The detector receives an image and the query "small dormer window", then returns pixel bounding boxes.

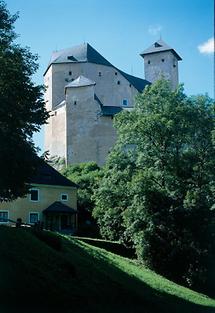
[154,42,162,48]
[99,72,102,77]
[67,55,77,61]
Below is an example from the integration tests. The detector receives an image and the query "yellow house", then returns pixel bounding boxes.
[0,160,78,233]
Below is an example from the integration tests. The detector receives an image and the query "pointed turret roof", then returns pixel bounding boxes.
[140,39,182,60]
[65,75,96,89]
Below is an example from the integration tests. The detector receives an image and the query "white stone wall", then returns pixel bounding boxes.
[144,51,179,89]
[46,62,138,109]
[44,104,66,159]
[44,67,53,155]
[65,85,117,166]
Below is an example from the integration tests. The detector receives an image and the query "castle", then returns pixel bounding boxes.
[44,39,182,166]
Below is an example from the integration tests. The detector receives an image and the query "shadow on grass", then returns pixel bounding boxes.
[0,228,214,313]
[62,238,215,313]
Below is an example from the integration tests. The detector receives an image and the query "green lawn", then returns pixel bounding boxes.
[0,226,214,313]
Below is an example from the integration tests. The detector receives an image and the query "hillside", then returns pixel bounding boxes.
[0,226,214,313]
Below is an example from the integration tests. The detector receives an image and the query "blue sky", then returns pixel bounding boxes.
[5,0,214,152]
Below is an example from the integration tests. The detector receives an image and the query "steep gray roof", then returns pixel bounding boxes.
[30,158,77,188]
[65,75,96,88]
[45,43,149,92]
[101,106,122,116]
[47,43,112,70]
[94,94,122,116]
[140,39,182,61]
[43,201,77,214]
[118,70,150,92]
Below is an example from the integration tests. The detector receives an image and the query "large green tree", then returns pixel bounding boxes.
[0,1,49,201]
[93,80,215,288]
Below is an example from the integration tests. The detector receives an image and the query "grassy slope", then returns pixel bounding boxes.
[0,226,214,313]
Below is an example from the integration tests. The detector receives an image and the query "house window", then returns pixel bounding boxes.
[122,99,128,106]
[61,194,68,201]
[0,211,9,223]
[29,212,39,224]
[98,72,102,77]
[30,189,39,202]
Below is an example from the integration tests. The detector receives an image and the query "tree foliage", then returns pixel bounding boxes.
[93,80,215,288]
[0,1,49,201]
[61,162,102,236]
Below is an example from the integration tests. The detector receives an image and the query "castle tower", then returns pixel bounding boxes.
[140,39,182,89]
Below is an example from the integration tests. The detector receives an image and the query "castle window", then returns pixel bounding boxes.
[69,71,72,76]
[115,72,118,75]
[129,84,132,87]
[162,59,165,62]
[173,64,176,68]
[122,99,128,106]
[117,81,120,85]
[74,101,77,105]
[148,60,150,64]
[99,72,102,77]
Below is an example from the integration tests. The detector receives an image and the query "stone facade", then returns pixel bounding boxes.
[140,39,182,90]
[143,51,179,90]
[44,40,181,166]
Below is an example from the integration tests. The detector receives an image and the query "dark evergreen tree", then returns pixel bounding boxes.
[0,1,49,201]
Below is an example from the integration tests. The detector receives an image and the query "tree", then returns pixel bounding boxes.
[0,1,49,201]
[61,162,102,236]
[93,79,215,288]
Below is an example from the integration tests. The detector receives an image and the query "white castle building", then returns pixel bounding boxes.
[44,39,182,166]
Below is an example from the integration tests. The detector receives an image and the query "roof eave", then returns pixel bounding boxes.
[43,60,88,76]
[140,49,182,61]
